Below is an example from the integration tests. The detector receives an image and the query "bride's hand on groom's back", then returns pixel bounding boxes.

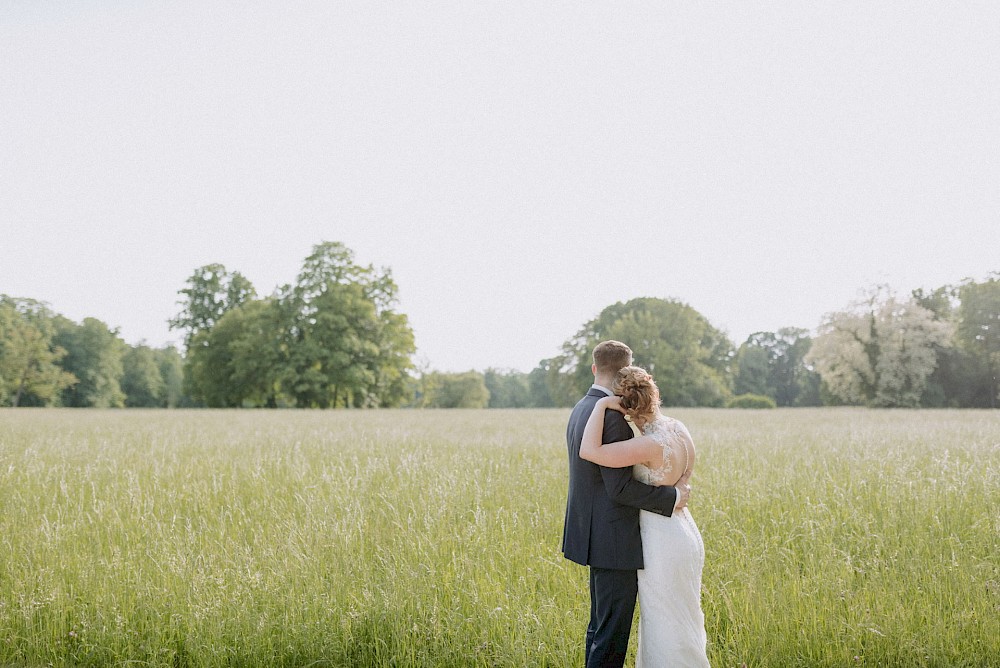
[600,395,626,414]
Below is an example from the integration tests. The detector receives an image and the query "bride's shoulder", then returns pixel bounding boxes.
[658,415,693,438]
[653,413,680,428]
[662,414,684,427]
[643,415,674,439]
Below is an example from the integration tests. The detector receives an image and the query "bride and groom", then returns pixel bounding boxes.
[563,340,709,667]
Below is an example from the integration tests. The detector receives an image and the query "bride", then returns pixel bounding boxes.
[580,365,710,667]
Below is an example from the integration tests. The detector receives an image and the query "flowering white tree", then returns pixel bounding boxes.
[807,286,953,407]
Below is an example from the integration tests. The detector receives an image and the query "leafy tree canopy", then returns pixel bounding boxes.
[735,328,821,406]
[807,286,952,407]
[0,296,76,407]
[182,242,416,408]
[121,344,165,408]
[422,371,490,408]
[549,297,734,407]
[54,316,127,408]
[955,274,1000,407]
[169,264,256,349]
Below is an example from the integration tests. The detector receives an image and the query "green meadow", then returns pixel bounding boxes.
[1,408,997,667]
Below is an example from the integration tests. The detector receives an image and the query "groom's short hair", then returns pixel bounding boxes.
[593,340,633,375]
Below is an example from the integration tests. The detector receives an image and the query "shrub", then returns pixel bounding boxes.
[728,393,777,409]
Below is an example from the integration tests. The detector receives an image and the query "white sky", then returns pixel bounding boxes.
[2,2,998,373]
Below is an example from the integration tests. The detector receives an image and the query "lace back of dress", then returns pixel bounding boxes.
[633,417,671,484]
[634,416,693,485]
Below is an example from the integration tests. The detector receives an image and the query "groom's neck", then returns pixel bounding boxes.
[593,373,616,389]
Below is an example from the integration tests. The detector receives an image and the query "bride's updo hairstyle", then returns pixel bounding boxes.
[612,366,660,423]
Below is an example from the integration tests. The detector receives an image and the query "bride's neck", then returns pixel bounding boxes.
[634,410,661,429]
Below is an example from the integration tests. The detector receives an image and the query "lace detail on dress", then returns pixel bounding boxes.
[632,416,691,486]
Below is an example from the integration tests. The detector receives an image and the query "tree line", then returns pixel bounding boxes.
[0,295,185,408]
[0,242,415,409]
[467,278,999,409]
[2,242,998,409]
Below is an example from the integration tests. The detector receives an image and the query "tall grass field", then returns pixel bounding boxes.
[1,408,997,667]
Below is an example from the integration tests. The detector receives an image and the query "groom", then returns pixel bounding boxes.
[562,340,690,668]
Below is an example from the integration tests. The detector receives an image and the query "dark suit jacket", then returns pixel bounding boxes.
[562,388,677,570]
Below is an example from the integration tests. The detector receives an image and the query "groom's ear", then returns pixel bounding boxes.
[591,364,597,376]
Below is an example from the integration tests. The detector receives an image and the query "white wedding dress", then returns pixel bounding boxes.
[632,416,710,667]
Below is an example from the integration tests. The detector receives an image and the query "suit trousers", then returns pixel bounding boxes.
[587,566,639,668]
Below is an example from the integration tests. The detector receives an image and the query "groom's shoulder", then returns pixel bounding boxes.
[569,393,592,415]
[573,389,604,409]
[602,405,632,440]
[568,390,601,421]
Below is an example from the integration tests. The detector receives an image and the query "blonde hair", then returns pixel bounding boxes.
[612,366,660,423]
[593,340,633,375]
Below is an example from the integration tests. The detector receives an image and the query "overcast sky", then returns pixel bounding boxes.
[2,2,998,372]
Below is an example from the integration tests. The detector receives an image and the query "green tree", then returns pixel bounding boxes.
[187,299,285,407]
[538,356,581,408]
[955,275,1000,408]
[169,264,256,349]
[550,298,734,407]
[155,345,187,407]
[279,242,415,408]
[483,368,530,408]
[422,371,490,408]
[733,343,770,397]
[281,281,378,408]
[734,328,821,406]
[173,243,416,409]
[54,316,127,408]
[0,296,76,407]
[806,287,952,407]
[121,344,165,407]
[527,361,557,408]
[367,306,417,407]
[912,285,966,407]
